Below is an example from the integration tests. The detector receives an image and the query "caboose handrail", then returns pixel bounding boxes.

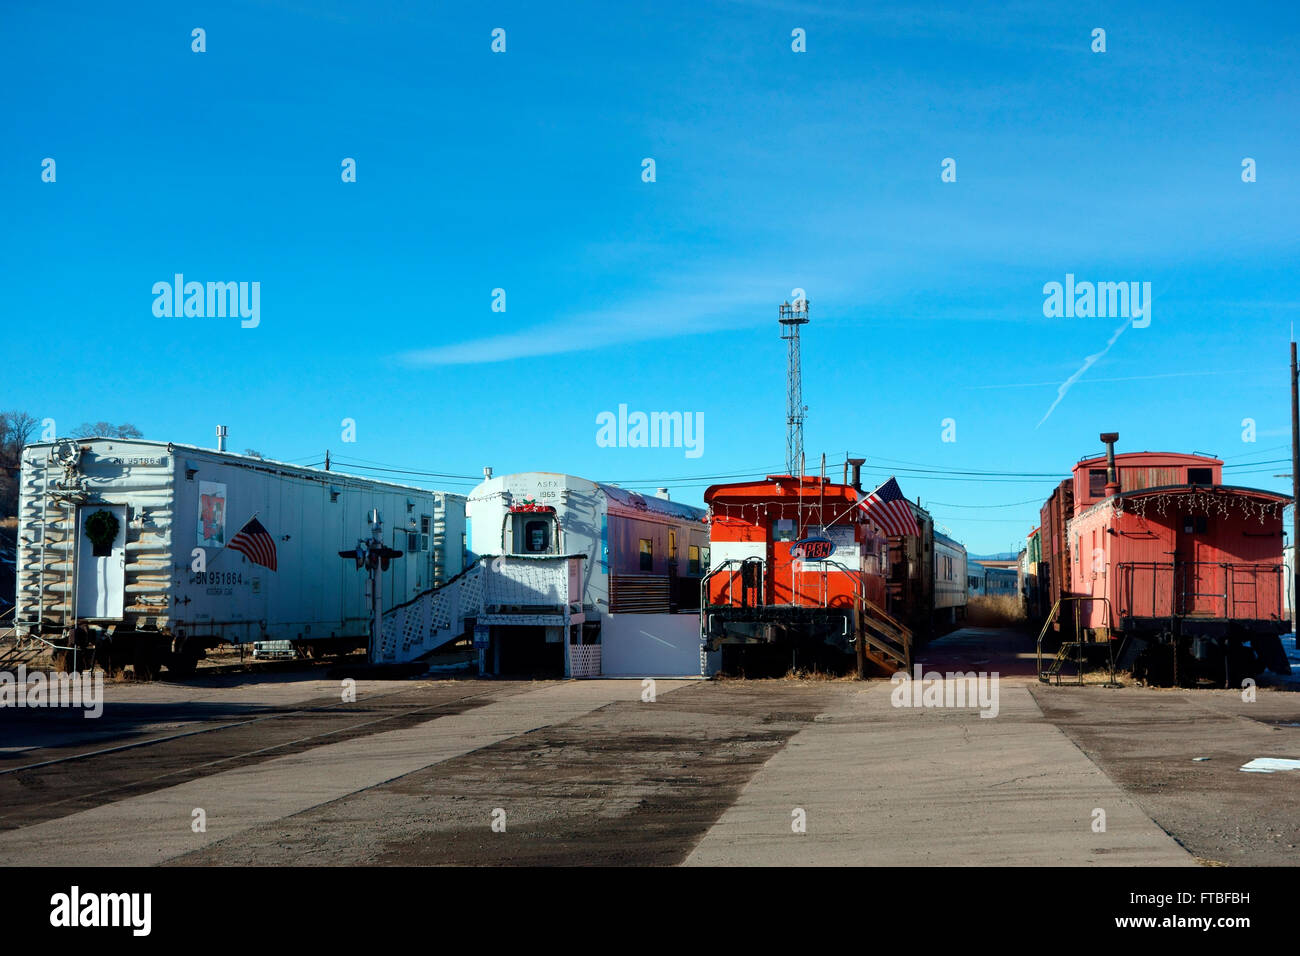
[1035,598,1061,677]
[700,557,765,609]
[1036,595,1115,685]
[1116,560,1283,620]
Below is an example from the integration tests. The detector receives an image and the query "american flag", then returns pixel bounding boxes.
[229,516,278,571]
[858,477,920,537]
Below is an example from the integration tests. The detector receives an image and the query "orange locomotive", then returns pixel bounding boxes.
[700,473,903,676]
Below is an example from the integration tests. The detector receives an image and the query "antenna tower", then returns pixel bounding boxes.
[779,298,810,475]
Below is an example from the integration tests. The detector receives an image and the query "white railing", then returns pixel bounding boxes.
[570,644,601,677]
[376,555,583,665]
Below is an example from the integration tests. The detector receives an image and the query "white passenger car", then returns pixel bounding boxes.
[467,472,708,677]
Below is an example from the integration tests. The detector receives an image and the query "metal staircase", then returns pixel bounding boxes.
[377,561,484,665]
[376,554,583,666]
[1036,597,1118,686]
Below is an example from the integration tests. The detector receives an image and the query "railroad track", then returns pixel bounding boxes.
[0,682,506,830]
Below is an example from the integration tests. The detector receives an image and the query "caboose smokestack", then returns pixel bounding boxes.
[848,458,865,491]
[1100,432,1120,496]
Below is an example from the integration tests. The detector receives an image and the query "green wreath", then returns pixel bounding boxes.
[85,509,120,557]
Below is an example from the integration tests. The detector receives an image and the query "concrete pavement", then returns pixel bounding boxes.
[685,677,1194,866]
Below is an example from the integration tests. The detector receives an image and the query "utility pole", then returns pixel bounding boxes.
[1291,341,1298,636]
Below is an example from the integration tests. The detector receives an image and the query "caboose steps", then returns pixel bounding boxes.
[858,596,912,675]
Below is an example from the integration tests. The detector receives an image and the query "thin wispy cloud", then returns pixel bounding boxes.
[397,286,778,367]
[1035,318,1132,428]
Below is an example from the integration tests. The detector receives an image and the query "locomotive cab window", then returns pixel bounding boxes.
[1187,468,1212,485]
[525,519,551,553]
[511,514,555,553]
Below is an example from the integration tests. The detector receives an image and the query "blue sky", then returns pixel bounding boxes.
[3,0,1298,553]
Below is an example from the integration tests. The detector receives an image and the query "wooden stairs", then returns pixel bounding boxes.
[856,596,912,676]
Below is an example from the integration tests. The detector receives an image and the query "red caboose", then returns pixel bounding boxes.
[1046,433,1291,686]
[701,474,904,675]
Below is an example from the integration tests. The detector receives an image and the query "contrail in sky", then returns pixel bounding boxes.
[1036,318,1133,428]
[972,368,1262,390]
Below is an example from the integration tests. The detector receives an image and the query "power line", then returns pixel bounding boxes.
[1222,458,1289,469]
[930,514,1039,524]
[1222,443,1291,460]
[927,497,1045,509]
[328,457,481,481]
[846,452,1065,478]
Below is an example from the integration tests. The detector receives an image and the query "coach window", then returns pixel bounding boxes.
[525,519,551,553]
[1088,469,1108,497]
[639,538,653,571]
[688,544,701,575]
[1188,468,1212,485]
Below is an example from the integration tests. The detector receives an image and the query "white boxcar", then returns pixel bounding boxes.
[467,473,708,677]
[15,437,466,676]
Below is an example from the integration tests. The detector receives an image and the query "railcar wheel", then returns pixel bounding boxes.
[167,653,198,679]
[1134,643,1177,686]
[100,653,125,679]
[1223,641,1259,691]
[132,644,161,681]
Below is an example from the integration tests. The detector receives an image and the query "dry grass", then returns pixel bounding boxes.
[713,666,859,682]
[781,667,860,682]
[966,594,1027,628]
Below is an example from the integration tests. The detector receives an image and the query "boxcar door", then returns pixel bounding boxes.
[1176,514,1222,617]
[75,504,127,620]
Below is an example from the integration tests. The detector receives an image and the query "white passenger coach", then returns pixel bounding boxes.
[467,472,709,677]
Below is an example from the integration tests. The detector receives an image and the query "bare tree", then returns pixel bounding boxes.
[76,422,144,439]
[0,410,38,462]
[0,410,39,520]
